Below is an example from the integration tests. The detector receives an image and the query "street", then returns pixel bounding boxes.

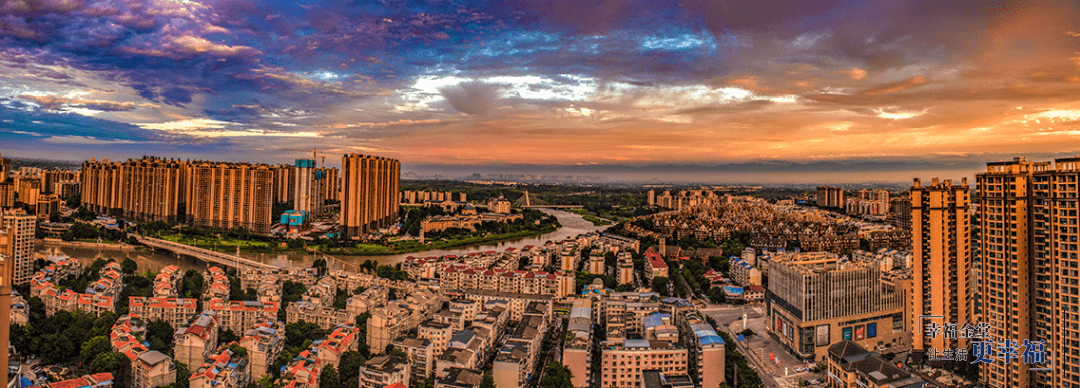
[701,303,826,388]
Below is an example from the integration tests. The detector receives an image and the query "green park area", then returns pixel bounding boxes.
[138,208,561,256]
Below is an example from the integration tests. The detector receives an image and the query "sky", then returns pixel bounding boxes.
[2,0,1080,183]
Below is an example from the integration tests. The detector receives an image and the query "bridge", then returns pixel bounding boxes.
[133,235,279,270]
[514,190,585,209]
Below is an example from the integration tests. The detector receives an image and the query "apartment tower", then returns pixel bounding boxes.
[187,162,274,234]
[1,209,35,284]
[340,154,400,237]
[294,159,315,217]
[910,177,970,359]
[80,157,188,223]
[817,186,845,208]
[975,157,1064,388]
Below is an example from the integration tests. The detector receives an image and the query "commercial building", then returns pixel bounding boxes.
[1,209,34,284]
[187,162,274,234]
[910,177,970,359]
[340,154,400,237]
[766,252,908,363]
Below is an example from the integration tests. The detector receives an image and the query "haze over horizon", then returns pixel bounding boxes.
[2,0,1080,182]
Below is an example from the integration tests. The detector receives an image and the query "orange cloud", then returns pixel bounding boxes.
[859,76,930,96]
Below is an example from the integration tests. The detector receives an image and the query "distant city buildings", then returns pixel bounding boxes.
[816,186,845,208]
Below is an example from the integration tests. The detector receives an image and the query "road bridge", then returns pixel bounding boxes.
[133,235,279,270]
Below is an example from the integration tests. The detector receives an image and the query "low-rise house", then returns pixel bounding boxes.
[175,311,219,369]
[239,317,286,380]
[358,355,410,388]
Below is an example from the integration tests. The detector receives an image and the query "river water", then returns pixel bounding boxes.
[35,209,607,273]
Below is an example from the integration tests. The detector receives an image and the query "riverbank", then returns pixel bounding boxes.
[37,238,140,251]
[565,209,613,226]
[37,209,607,270]
[153,226,559,257]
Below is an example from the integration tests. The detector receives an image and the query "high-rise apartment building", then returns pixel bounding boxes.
[272,164,296,204]
[0,154,10,182]
[2,209,35,285]
[974,157,1080,388]
[294,159,316,217]
[81,157,188,223]
[341,154,400,237]
[187,162,274,234]
[0,182,15,209]
[910,178,970,359]
[817,186,844,208]
[317,166,339,202]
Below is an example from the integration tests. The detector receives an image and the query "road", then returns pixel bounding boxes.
[701,303,826,388]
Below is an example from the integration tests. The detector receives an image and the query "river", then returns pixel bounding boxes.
[34,209,608,273]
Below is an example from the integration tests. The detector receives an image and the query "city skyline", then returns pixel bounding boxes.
[2,0,1080,182]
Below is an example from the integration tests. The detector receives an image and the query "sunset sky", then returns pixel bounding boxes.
[2,0,1080,182]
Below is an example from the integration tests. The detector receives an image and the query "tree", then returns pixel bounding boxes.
[320,365,341,388]
[41,333,76,364]
[88,352,126,381]
[312,258,328,276]
[479,371,495,388]
[146,320,175,352]
[121,258,138,274]
[651,276,670,297]
[285,321,325,349]
[181,270,205,299]
[81,335,112,362]
[228,343,248,359]
[538,362,573,388]
[175,361,191,388]
[338,351,367,388]
[219,328,240,344]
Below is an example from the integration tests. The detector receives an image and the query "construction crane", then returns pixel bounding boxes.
[282,147,333,169]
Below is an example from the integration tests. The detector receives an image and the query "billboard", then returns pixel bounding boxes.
[868,323,877,338]
[815,325,830,346]
[842,327,852,340]
[855,325,865,340]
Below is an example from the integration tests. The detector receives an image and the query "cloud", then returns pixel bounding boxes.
[859,76,930,96]
[18,94,136,112]
[439,82,504,115]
